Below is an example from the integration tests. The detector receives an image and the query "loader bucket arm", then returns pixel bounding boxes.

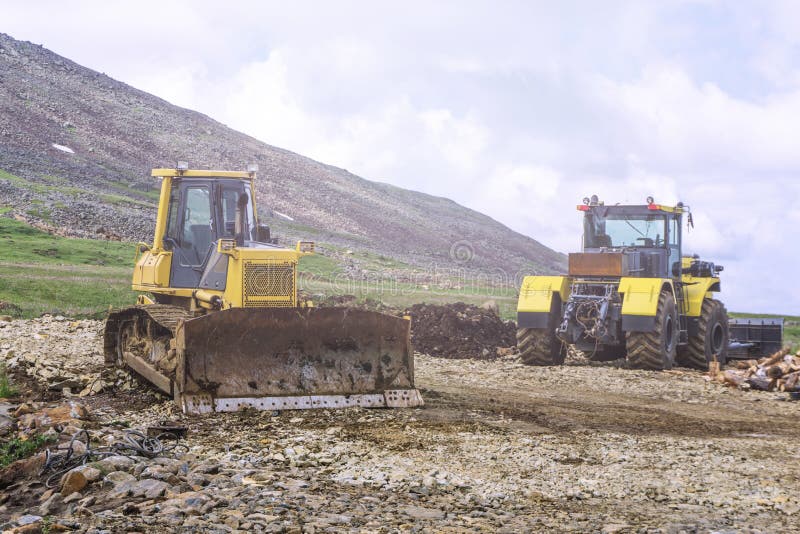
[174,307,423,413]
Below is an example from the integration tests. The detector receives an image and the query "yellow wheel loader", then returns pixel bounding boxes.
[104,165,423,413]
[516,195,730,370]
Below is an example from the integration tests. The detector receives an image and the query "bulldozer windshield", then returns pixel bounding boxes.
[584,212,667,249]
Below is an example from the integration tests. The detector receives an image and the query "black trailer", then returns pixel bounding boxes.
[728,318,784,359]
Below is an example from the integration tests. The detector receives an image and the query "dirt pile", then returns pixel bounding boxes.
[315,294,397,314]
[409,302,516,359]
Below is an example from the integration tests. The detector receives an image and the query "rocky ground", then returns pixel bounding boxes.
[3,316,800,532]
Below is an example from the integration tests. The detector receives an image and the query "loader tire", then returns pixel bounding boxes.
[517,295,564,366]
[625,291,677,370]
[678,299,728,369]
[517,328,564,365]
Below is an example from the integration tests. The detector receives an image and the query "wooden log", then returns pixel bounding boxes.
[746,375,776,391]
[721,370,745,387]
[708,359,721,379]
[735,359,758,370]
[766,361,794,379]
[782,371,800,391]
[759,348,791,368]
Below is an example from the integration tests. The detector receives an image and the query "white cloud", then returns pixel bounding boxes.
[592,64,800,172]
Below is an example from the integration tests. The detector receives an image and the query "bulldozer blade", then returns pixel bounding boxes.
[174,307,423,414]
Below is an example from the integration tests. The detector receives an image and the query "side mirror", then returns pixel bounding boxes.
[671,261,681,277]
[256,224,271,243]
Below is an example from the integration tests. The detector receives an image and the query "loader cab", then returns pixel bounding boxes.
[581,203,683,279]
[161,176,259,287]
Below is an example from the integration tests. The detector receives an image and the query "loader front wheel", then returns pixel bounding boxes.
[517,328,564,365]
[625,291,677,370]
[678,299,728,369]
[517,296,564,366]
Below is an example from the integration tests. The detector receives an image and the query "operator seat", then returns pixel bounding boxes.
[595,233,612,248]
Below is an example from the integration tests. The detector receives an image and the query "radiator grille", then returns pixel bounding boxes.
[243,261,296,307]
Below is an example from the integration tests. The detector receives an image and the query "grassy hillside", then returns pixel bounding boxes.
[0,217,519,319]
[3,217,793,336]
[0,215,136,317]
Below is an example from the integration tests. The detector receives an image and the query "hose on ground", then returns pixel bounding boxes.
[41,428,187,488]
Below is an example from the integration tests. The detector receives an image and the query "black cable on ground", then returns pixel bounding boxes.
[41,428,187,488]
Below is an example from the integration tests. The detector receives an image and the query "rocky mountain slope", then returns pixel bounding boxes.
[0,33,565,277]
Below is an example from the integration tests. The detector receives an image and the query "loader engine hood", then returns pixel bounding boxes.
[568,249,668,278]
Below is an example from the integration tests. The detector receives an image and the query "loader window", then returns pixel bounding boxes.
[585,213,667,249]
[668,216,681,276]
[181,186,213,266]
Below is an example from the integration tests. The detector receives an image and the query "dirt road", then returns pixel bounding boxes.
[2,318,800,532]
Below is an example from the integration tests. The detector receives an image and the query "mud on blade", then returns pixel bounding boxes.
[175,307,423,413]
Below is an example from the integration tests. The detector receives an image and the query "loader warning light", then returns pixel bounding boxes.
[577,205,590,211]
[647,203,661,210]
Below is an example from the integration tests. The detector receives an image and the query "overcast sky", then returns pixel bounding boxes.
[3,1,800,313]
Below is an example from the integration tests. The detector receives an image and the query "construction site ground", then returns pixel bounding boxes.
[2,316,800,532]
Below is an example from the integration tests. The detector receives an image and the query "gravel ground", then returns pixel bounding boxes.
[2,318,800,532]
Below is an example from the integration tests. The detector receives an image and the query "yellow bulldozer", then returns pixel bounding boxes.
[516,195,730,370]
[104,164,423,413]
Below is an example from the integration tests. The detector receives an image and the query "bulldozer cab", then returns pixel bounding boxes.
[162,177,265,287]
[580,203,683,279]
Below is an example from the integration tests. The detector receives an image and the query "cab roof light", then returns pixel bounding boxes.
[176,161,189,171]
[646,195,661,210]
[577,204,590,211]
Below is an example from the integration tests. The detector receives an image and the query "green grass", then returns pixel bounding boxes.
[0,218,136,318]
[0,434,56,468]
[99,193,155,208]
[0,363,18,398]
[25,206,52,221]
[299,276,519,319]
[298,253,341,277]
[0,217,134,265]
[297,248,517,317]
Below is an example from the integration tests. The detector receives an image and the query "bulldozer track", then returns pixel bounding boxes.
[103,304,193,364]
